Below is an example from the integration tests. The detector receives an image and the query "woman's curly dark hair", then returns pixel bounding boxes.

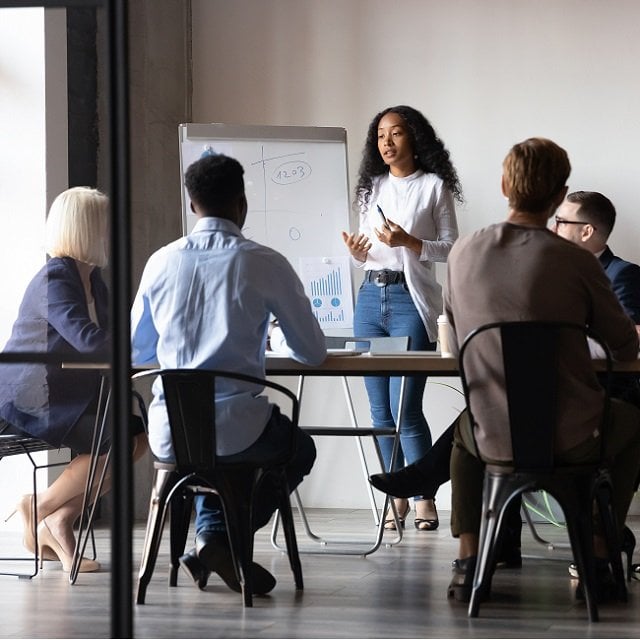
[355,105,463,208]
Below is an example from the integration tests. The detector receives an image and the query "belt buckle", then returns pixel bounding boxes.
[374,272,386,287]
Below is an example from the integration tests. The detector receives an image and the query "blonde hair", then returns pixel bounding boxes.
[46,187,109,267]
[502,138,571,213]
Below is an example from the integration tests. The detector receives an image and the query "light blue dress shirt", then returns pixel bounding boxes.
[131,216,326,459]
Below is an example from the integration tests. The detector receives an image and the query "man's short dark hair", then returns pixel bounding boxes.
[184,154,245,216]
[566,191,616,238]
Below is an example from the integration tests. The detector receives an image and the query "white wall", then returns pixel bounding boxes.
[190,0,640,511]
[0,7,69,529]
[191,0,640,259]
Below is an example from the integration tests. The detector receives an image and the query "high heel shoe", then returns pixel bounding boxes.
[370,463,437,499]
[414,498,439,531]
[5,494,56,560]
[568,525,636,582]
[37,520,100,573]
[383,498,410,530]
[622,525,636,582]
[6,494,36,553]
[447,556,478,602]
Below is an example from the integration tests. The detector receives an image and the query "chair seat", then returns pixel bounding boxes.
[0,434,54,457]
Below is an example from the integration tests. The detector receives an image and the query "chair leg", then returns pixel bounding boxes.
[469,473,515,617]
[560,484,600,623]
[593,475,627,599]
[136,469,176,605]
[275,471,303,590]
[169,493,193,587]
[217,470,257,607]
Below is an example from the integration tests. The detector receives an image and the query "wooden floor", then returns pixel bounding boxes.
[1,510,640,639]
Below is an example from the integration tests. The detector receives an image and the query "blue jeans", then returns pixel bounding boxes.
[354,280,435,497]
[194,406,316,537]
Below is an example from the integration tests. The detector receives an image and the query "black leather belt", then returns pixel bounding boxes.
[365,270,406,287]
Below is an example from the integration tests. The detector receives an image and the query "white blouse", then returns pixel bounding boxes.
[354,169,459,341]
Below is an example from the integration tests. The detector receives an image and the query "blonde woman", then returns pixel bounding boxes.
[1,187,147,573]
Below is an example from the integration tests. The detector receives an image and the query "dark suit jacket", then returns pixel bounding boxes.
[599,246,640,409]
[599,246,640,323]
[0,257,110,448]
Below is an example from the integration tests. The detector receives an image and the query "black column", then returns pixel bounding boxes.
[67,6,98,188]
[105,0,133,637]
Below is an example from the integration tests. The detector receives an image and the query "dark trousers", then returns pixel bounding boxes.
[194,406,316,537]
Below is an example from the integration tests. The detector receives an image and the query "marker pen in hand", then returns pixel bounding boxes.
[377,204,390,229]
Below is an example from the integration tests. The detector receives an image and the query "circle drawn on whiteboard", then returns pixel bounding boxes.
[330,298,341,308]
[272,160,312,185]
[289,227,301,241]
[312,298,322,308]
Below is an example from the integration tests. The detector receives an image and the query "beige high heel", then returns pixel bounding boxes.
[6,494,35,552]
[37,520,100,573]
[5,494,57,560]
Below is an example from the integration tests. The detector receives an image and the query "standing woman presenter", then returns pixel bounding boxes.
[342,105,462,530]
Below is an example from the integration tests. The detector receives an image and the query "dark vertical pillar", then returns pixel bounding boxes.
[67,7,98,188]
[105,0,133,637]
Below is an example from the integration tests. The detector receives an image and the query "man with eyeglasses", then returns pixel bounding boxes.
[554,191,640,333]
[554,190,640,580]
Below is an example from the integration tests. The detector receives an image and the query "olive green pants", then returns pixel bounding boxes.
[450,399,640,537]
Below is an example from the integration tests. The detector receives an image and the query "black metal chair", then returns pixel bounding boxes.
[458,321,627,622]
[132,368,303,607]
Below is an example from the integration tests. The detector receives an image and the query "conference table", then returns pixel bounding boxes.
[265,350,460,376]
[265,351,639,376]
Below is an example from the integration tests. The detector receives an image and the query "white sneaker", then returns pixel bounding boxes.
[568,562,579,578]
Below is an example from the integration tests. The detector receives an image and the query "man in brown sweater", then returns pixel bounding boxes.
[444,138,640,602]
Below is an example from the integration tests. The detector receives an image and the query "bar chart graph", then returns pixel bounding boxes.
[299,256,353,329]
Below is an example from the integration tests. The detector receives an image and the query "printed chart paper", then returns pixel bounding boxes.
[299,256,353,329]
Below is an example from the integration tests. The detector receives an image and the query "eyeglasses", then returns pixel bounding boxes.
[554,216,594,229]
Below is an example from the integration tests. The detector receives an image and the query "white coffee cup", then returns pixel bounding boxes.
[437,314,453,358]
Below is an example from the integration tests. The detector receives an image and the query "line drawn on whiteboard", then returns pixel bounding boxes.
[250,147,310,237]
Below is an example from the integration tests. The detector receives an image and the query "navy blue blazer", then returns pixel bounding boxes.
[599,246,640,324]
[0,257,110,448]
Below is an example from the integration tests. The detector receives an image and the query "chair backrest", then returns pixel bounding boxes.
[325,335,410,354]
[132,368,299,473]
[458,321,611,471]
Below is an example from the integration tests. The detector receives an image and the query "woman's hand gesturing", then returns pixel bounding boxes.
[341,231,372,262]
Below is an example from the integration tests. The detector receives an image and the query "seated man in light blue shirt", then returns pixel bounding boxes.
[131,153,327,594]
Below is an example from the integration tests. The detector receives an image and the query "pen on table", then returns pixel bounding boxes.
[377,204,390,229]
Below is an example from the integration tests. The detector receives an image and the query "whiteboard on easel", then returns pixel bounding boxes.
[178,123,354,329]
